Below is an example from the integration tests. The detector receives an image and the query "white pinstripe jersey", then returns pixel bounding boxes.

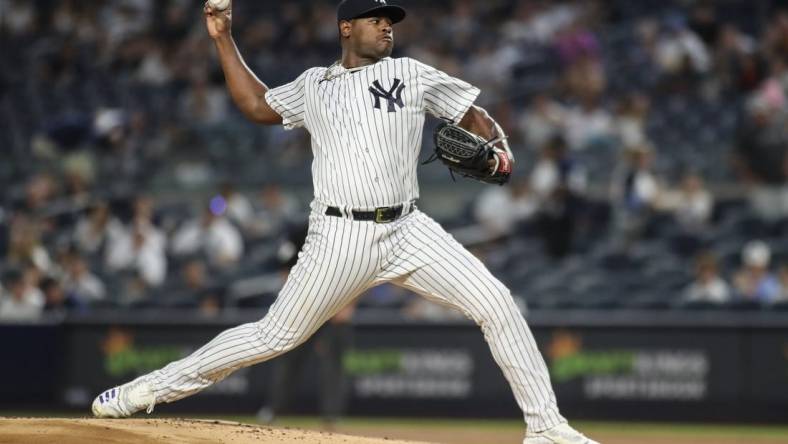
[265,57,480,209]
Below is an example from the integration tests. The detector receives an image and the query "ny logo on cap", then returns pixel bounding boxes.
[373,0,387,3]
[369,79,405,113]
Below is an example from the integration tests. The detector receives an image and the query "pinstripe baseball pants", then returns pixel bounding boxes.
[147,205,566,432]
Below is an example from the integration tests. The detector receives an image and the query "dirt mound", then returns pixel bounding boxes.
[0,418,432,444]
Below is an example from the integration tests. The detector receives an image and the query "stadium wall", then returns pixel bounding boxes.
[1,311,787,422]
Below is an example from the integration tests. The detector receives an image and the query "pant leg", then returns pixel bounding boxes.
[148,213,379,404]
[385,211,566,433]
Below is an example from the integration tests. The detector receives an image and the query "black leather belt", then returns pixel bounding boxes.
[325,203,413,224]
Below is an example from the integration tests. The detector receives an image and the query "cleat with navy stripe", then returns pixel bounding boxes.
[91,377,156,418]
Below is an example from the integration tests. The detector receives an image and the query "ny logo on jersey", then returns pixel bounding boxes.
[369,79,405,113]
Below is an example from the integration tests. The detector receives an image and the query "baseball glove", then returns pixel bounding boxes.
[426,122,513,185]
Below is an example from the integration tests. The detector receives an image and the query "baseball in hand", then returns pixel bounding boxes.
[207,0,230,11]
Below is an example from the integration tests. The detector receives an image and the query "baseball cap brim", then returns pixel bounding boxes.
[343,5,406,24]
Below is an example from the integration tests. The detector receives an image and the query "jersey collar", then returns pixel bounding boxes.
[323,57,391,82]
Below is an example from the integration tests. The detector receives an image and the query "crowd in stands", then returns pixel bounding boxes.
[1,0,787,321]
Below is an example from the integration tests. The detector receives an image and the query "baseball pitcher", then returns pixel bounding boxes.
[92,1,599,443]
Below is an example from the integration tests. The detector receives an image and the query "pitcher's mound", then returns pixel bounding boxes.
[0,418,431,444]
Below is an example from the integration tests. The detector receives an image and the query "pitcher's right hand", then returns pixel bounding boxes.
[204,1,232,39]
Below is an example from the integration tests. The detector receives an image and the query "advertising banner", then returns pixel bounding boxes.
[6,317,785,421]
[61,324,273,413]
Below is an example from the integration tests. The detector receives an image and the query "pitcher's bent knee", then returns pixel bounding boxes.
[255,316,313,355]
[472,283,522,326]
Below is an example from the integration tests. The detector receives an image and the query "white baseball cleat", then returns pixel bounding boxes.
[91,377,156,418]
[523,422,600,444]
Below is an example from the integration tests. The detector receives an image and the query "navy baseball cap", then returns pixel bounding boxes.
[337,0,406,24]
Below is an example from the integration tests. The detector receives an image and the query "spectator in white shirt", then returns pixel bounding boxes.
[62,250,106,304]
[563,95,614,151]
[684,252,731,304]
[734,241,782,303]
[6,214,54,275]
[0,268,44,321]
[171,205,244,269]
[105,196,167,287]
[610,143,661,249]
[518,94,565,151]
[530,136,588,202]
[73,201,124,257]
[474,180,538,239]
[655,15,711,76]
[669,173,714,233]
[219,183,255,233]
[658,172,714,255]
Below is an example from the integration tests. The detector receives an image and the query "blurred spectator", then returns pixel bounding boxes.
[562,53,606,105]
[660,172,714,255]
[6,214,54,274]
[172,259,224,317]
[136,46,174,87]
[662,173,714,234]
[531,136,588,200]
[779,262,788,302]
[714,24,759,93]
[764,10,788,61]
[503,1,582,45]
[179,72,229,126]
[62,250,107,304]
[683,252,731,304]
[2,0,37,36]
[733,241,782,303]
[474,179,538,240]
[465,41,520,101]
[531,135,587,258]
[614,94,651,149]
[247,185,301,239]
[171,205,244,269]
[105,196,167,287]
[21,173,58,215]
[73,202,124,257]
[688,2,720,48]
[610,144,661,248]
[734,95,788,222]
[563,95,613,151]
[655,14,711,78]
[219,183,255,233]
[41,277,70,314]
[62,153,96,208]
[93,108,142,187]
[519,94,565,151]
[0,268,44,321]
[555,18,600,66]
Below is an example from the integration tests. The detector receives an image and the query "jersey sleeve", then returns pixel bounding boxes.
[264,69,312,130]
[416,59,481,123]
